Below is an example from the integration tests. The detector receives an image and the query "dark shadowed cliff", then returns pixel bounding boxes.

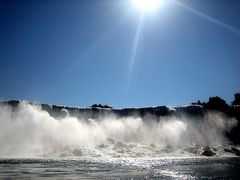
[1,93,240,145]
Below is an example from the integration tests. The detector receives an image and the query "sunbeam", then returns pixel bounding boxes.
[126,13,145,92]
[174,0,240,36]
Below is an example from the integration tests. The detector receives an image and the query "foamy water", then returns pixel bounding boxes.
[0,102,237,158]
[0,102,240,178]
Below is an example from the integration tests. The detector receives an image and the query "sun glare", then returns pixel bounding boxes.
[133,0,163,12]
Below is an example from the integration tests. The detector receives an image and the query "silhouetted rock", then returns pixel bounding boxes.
[200,146,216,156]
[224,148,233,153]
[231,147,240,156]
[224,147,240,156]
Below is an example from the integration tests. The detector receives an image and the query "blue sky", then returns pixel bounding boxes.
[0,0,240,108]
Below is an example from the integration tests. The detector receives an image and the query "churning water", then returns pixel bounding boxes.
[0,102,239,179]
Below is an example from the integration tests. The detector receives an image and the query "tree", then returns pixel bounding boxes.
[192,100,203,106]
[205,96,230,114]
[232,93,240,106]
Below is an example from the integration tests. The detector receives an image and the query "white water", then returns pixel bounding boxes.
[0,102,237,158]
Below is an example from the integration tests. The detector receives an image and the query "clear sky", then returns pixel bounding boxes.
[0,0,240,108]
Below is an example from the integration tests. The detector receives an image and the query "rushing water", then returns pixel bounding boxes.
[0,157,240,179]
[1,103,240,179]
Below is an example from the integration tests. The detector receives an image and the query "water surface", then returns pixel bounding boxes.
[0,157,239,179]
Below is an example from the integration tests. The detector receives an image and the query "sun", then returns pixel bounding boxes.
[132,0,164,12]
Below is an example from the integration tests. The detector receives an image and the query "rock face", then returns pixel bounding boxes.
[200,146,216,156]
[224,148,233,153]
[1,99,240,145]
[0,100,203,120]
[224,147,240,156]
[231,147,240,156]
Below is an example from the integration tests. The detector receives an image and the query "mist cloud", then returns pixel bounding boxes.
[0,102,237,158]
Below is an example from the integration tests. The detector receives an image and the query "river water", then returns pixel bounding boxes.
[0,157,239,179]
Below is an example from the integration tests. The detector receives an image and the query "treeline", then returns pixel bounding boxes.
[192,93,240,115]
[90,104,113,109]
[192,93,240,145]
